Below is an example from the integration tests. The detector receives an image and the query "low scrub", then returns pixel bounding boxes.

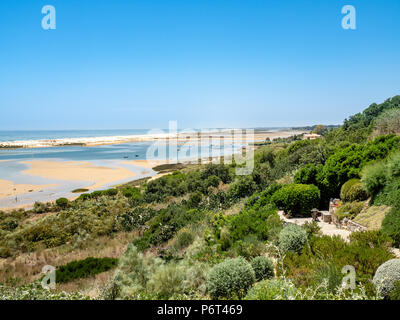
[206,257,255,299]
[334,201,364,221]
[373,259,400,298]
[381,207,400,247]
[250,256,274,281]
[278,223,307,254]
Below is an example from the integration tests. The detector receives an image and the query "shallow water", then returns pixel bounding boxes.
[0,141,245,209]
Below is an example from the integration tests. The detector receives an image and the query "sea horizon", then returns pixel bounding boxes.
[0,127,293,143]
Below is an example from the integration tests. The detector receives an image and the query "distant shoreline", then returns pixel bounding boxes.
[0,129,307,149]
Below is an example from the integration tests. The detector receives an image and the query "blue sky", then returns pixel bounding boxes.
[0,0,399,130]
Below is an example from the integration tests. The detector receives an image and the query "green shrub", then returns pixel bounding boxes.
[78,193,91,201]
[373,178,400,207]
[121,186,141,199]
[0,281,89,300]
[322,135,400,197]
[133,204,205,251]
[147,263,186,299]
[389,281,400,300]
[361,161,387,196]
[334,201,364,220]
[302,221,322,239]
[245,184,282,210]
[90,190,105,198]
[55,257,118,283]
[224,204,281,246]
[116,207,157,232]
[281,232,394,294]
[387,151,400,178]
[294,164,322,186]
[367,151,400,207]
[340,179,359,200]
[187,192,203,209]
[227,176,257,200]
[340,179,368,202]
[271,184,320,217]
[55,198,69,209]
[381,207,400,247]
[374,108,400,136]
[245,279,298,300]
[250,256,274,281]
[349,230,393,248]
[144,171,187,202]
[229,236,267,260]
[173,228,195,251]
[205,175,221,188]
[0,217,19,231]
[206,257,255,299]
[104,188,118,197]
[32,201,52,214]
[279,223,307,254]
[201,164,231,184]
[373,259,400,298]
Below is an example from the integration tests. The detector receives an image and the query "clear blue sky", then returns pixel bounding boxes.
[0,0,399,130]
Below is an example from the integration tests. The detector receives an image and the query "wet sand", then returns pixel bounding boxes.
[21,160,138,191]
[124,159,171,169]
[0,179,58,199]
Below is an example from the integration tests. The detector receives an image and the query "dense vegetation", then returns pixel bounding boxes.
[1,95,400,300]
[55,257,118,283]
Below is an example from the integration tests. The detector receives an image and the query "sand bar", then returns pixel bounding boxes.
[124,159,171,169]
[0,179,58,199]
[21,160,138,190]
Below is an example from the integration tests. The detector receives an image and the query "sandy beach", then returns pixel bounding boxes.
[21,160,139,191]
[0,179,58,199]
[124,159,172,169]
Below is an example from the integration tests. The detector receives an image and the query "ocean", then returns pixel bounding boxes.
[0,129,152,142]
[0,130,247,209]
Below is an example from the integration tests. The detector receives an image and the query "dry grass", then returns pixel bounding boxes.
[56,269,115,298]
[223,198,246,216]
[353,205,392,230]
[0,231,136,285]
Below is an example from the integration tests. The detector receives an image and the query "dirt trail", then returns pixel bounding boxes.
[278,211,351,240]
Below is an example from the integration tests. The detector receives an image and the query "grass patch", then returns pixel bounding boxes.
[152,163,185,172]
[55,257,118,283]
[354,205,392,230]
[71,188,89,193]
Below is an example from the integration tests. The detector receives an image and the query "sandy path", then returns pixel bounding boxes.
[278,211,351,240]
